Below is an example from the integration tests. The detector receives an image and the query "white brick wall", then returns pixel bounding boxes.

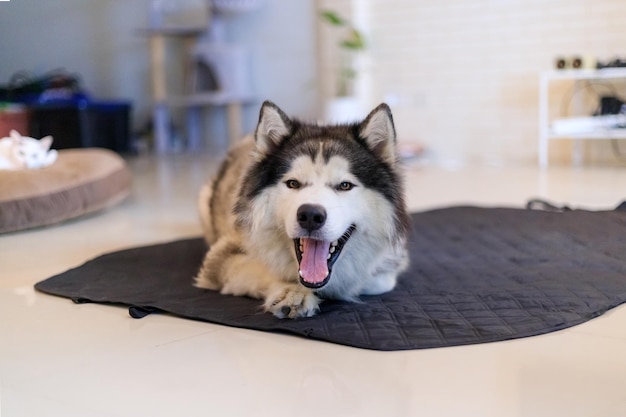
[318,0,626,165]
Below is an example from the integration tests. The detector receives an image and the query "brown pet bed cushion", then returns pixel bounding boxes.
[0,148,131,233]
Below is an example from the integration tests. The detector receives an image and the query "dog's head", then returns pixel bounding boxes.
[235,101,409,289]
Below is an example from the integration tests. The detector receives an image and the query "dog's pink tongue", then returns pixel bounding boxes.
[299,238,330,284]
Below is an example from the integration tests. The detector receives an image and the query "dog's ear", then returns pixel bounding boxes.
[254,101,292,155]
[358,103,397,164]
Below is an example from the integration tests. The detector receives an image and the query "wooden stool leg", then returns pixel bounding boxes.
[226,103,242,145]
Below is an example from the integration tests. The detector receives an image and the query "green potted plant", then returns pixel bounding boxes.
[320,9,366,122]
[320,9,365,96]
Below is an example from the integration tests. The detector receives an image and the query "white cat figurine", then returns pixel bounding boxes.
[0,130,58,170]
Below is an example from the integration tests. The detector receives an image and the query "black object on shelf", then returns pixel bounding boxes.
[29,101,132,153]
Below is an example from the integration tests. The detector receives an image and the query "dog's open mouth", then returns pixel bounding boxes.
[293,225,356,289]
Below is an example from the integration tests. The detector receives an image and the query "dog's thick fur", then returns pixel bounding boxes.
[195,101,410,318]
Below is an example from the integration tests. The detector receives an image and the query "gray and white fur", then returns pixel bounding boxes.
[195,101,410,318]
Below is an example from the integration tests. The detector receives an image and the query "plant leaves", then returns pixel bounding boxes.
[320,10,345,26]
[341,29,365,50]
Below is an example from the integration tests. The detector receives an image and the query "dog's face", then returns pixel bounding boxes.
[235,102,409,289]
[276,151,360,288]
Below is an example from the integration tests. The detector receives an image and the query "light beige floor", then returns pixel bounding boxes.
[1,154,626,417]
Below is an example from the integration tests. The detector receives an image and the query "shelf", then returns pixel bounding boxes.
[158,92,255,107]
[541,68,626,82]
[539,68,626,168]
[547,129,626,140]
[136,27,206,37]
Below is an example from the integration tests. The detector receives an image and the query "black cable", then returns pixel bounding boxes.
[559,79,626,164]
[559,80,619,118]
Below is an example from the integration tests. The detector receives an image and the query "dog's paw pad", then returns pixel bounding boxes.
[265,285,320,319]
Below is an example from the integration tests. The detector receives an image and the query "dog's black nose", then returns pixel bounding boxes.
[297,204,326,232]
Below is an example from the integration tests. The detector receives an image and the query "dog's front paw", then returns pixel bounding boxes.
[265,284,320,319]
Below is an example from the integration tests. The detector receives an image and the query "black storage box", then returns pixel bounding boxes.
[29,101,132,153]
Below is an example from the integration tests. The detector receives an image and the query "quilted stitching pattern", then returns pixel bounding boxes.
[35,206,626,351]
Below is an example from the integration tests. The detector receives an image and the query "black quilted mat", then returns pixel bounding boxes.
[35,205,626,351]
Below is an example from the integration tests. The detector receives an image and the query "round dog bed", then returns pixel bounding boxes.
[0,148,132,233]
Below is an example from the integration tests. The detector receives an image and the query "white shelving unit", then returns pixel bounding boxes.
[538,68,626,168]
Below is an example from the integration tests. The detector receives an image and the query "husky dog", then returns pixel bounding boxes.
[195,101,410,319]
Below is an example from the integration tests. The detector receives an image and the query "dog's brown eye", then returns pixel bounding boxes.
[337,181,354,191]
[285,179,301,189]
